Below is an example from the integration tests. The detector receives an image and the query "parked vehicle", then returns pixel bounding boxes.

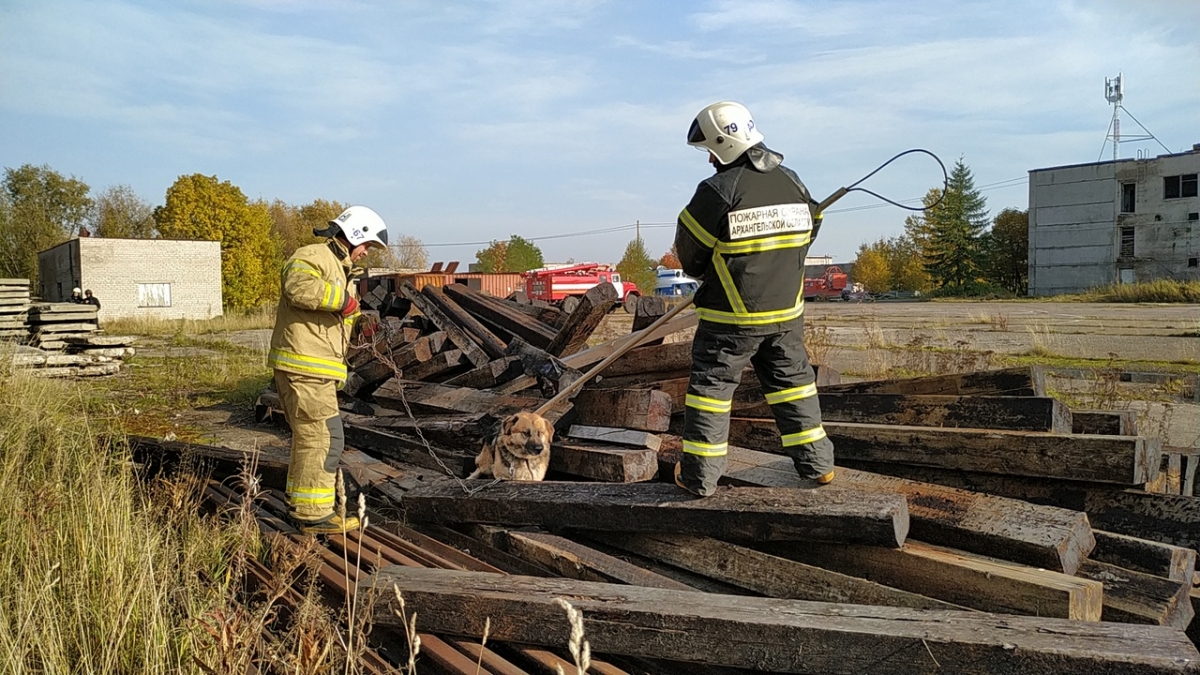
[522,262,641,313]
[803,265,850,301]
[653,267,700,297]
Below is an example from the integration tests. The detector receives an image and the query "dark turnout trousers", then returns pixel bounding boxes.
[678,320,835,496]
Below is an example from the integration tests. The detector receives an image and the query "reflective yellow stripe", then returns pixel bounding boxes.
[679,208,717,249]
[286,483,336,506]
[715,232,811,255]
[285,261,322,280]
[321,283,333,308]
[781,426,828,446]
[685,394,732,414]
[696,292,805,326]
[682,440,728,457]
[765,383,818,405]
[711,252,748,314]
[268,348,348,380]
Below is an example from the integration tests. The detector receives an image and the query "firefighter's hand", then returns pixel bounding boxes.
[340,296,359,317]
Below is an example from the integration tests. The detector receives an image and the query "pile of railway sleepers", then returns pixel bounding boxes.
[231,279,1200,673]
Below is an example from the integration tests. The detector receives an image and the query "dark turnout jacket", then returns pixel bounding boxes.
[675,144,822,335]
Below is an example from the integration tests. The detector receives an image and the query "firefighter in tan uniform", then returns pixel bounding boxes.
[269,205,388,534]
[674,101,835,497]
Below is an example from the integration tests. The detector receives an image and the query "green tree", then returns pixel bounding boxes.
[912,159,989,293]
[616,237,657,296]
[0,164,92,283]
[153,174,280,310]
[474,235,544,273]
[90,184,156,238]
[984,208,1029,295]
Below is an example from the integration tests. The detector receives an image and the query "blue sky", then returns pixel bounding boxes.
[2,0,1197,266]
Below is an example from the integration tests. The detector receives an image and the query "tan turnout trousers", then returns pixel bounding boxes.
[274,371,345,522]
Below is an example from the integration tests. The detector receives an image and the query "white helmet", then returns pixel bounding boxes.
[330,206,389,249]
[686,101,765,165]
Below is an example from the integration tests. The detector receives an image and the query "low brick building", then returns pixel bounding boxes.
[38,237,223,320]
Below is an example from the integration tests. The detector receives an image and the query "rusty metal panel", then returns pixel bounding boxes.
[398,273,453,292]
[447,273,525,299]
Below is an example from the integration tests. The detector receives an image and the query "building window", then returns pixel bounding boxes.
[1118,268,1135,284]
[138,283,172,307]
[1189,257,1199,268]
[1119,226,1135,258]
[1120,183,1136,213]
[1189,212,1199,221]
[1164,174,1199,199]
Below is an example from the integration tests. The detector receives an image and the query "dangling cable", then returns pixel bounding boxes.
[816,148,949,215]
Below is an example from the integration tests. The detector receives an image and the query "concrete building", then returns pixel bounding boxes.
[1028,145,1200,296]
[38,237,223,320]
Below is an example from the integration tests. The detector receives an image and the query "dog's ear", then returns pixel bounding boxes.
[502,414,517,435]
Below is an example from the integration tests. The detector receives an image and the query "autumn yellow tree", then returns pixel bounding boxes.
[153,174,280,309]
[852,244,891,293]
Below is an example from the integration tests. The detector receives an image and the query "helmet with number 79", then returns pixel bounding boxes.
[686,101,765,165]
[330,206,389,250]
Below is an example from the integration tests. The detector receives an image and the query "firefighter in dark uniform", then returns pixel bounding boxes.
[673,101,835,496]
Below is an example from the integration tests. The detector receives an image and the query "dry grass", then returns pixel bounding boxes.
[0,372,246,673]
[1076,279,1200,303]
[102,305,276,338]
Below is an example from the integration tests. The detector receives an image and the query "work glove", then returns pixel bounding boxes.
[340,295,359,317]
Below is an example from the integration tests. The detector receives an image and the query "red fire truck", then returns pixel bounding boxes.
[523,263,641,312]
[803,265,850,301]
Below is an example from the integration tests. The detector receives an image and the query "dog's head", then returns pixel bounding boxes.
[497,411,554,459]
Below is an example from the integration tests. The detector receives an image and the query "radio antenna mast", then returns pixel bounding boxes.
[1099,73,1171,161]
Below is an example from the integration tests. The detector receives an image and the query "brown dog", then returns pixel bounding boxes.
[466,411,554,481]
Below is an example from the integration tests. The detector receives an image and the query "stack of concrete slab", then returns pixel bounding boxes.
[63,334,137,360]
[24,302,99,350]
[9,345,122,378]
[0,279,30,341]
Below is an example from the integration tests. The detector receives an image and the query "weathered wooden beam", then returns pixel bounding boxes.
[545,283,618,357]
[586,531,961,610]
[368,566,1200,675]
[729,418,1160,485]
[421,284,508,359]
[400,480,910,547]
[341,421,475,472]
[549,441,658,483]
[1092,530,1198,583]
[764,540,1102,620]
[373,379,569,422]
[599,341,692,378]
[443,282,557,349]
[348,324,421,368]
[738,394,1072,433]
[565,425,661,450]
[1073,409,1139,435]
[467,526,694,590]
[836,461,1200,554]
[630,295,667,346]
[441,355,523,389]
[343,411,489,449]
[571,388,673,433]
[821,366,1046,397]
[1147,452,1184,495]
[397,281,490,367]
[658,442,1095,574]
[498,337,582,395]
[1078,559,1194,628]
[398,349,466,381]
